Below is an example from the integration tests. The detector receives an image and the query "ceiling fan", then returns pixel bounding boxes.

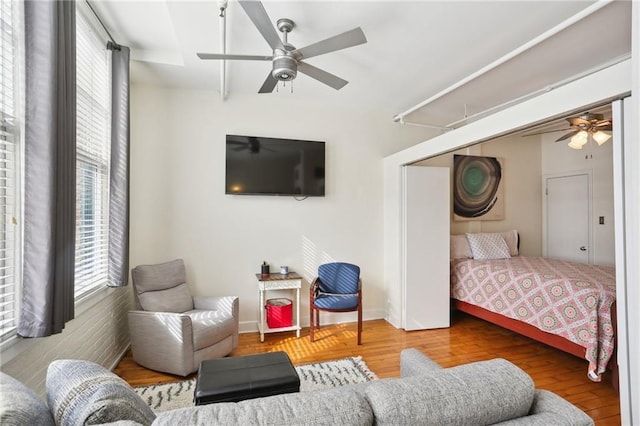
[524,113,612,149]
[228,136,274,153]
[197,0,367,93]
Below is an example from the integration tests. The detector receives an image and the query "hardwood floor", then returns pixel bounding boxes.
[114,312,620,425]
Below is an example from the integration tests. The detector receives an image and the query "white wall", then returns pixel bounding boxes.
[130,84,431,331]
[417,135,543,256]
[540,132,615,265]
[481,135,543,255]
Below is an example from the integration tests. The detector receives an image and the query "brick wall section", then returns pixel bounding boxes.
[0,286,132,398]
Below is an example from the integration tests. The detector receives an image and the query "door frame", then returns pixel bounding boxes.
[541,169,593,264]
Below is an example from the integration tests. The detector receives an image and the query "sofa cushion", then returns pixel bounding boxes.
[0,371,55,426]
[186,309,235,350]
[400,348,443,377]
[365,358,534,426]
[47,359,156,426]
[518,389,594,426]
[152,387,373,426]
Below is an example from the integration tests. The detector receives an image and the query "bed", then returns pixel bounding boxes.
[449,231,617,382]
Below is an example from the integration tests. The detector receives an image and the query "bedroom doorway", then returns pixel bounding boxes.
[544,172,591,263]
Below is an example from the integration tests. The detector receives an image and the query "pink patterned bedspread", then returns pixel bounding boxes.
[451,256,616,381]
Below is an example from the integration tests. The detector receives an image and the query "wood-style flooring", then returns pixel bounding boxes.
[114,311,620,425]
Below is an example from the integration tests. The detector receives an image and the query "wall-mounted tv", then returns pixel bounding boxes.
[225,134,325,196]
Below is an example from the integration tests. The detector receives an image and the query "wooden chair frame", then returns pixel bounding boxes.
[309,277,362,345]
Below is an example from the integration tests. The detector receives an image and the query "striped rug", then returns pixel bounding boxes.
[134,356,377,413]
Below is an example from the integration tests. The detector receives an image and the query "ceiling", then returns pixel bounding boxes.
[90,0,632,129]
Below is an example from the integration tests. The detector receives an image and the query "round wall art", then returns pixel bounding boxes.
[453,154,504,221]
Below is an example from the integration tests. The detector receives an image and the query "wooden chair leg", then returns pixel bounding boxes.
[310,306,315,342]
[357,305,362,345]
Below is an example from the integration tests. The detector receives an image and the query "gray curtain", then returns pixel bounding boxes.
[19,0,76,337]
[108,43,130,287]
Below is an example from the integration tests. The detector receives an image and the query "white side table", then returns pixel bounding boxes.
[255,272,302,343]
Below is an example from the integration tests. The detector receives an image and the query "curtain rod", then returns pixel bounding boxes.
[85,0,121,50]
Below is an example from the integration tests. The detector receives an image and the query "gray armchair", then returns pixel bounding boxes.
[128,259,239,376]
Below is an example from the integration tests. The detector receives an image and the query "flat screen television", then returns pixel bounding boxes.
[225,134,325,196]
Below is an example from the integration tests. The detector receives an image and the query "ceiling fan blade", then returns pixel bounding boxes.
[555,130,579,142]
[197,53,273,61]
[238,1,284,51]
[258,72,278,93]
[521,128,568,137]
[298,61,348,90]
[594,120,612,128]
[597,124,613,131]
[294,27,367,60]
[197,53,272,61]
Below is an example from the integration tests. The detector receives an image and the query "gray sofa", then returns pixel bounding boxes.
[0,348,593,426]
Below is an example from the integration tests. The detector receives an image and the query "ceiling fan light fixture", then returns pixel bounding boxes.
[592,131,612,146]
[272,52,297,81]
[568,130,589,150]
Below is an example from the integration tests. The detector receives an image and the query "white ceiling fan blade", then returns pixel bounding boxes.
[294,27,367,60]
[197,53,272,61]
[258,72,278,93]
[238,1,284,51]
[298,62,348,90]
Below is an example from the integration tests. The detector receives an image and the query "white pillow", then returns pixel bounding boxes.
[466,233,511,260]
[500,230,519,256]
[450,235,473,259]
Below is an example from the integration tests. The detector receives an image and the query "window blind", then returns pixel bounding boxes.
[75,8,111,298]
[0,0,18,340]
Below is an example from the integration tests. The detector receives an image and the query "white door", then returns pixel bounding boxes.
[402,166,450,330]
[545,173,590,263]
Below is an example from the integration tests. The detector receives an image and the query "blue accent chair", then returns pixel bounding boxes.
[309,262,362,345]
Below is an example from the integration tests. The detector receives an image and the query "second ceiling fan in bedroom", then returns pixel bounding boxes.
[525,112,613,150]
[197,0,367,93]
[554,113,613,149]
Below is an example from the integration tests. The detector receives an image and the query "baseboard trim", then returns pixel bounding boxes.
[109,343,131,371]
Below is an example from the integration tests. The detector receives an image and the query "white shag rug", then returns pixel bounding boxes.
[134,356,377,413]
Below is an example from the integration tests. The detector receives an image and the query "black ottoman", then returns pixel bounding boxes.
[194,351,300,405]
